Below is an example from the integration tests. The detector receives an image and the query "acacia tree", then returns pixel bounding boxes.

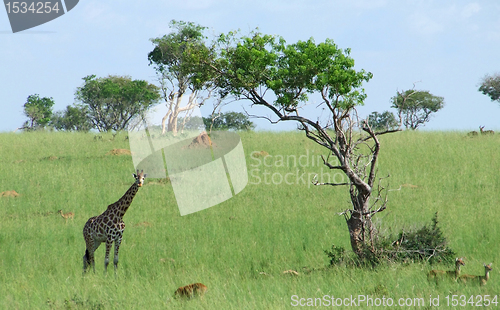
[148,20,214,135]
[75,75,160,132]
[478,73,500,104]
[391,89,444,130]
[205,32,400,258]
[19,94,55,131]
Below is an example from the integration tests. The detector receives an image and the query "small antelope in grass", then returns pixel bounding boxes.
[174,283,208,299]
[479,126,495,135]
[58,209,74,221]
[427,257,465,282]
[459,263,493,286]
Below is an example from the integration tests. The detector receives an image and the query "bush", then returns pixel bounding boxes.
[324,245,346,266]
[385,212,455,264]
[325,212,455,267]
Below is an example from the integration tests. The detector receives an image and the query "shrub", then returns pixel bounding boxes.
[325,212,455,267]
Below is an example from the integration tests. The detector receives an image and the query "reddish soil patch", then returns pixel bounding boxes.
[185,132,214,149]
[251,151,269,158]
[1,190,20,197]
[106,149,132,156]
[134,221,152,227]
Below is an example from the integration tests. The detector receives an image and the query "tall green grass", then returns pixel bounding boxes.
[0,130,498,309]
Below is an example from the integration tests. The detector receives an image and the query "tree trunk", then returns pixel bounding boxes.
[346,214,365,256]
[167,113,178,135]
[346,185,373,258]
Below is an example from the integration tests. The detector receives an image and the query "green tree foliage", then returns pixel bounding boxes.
[203,111,255,131]
[20,94,55,131]
[75,75,160,132]
[51,104,92,132]
[478,73,500,103]
[148,20,214,135]
[367,111,398,132]
[203,30,397,258]
[391,90,444,130]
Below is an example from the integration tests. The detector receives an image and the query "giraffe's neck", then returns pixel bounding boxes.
[110,183,139,218]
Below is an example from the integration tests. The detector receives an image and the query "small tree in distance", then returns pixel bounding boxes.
[75,75,160,132]
[391,89,444,130]
[367,111,398,132]
[478,73,500,104]
[19,94,55,131]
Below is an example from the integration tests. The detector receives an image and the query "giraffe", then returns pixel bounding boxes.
[82,170,147,274]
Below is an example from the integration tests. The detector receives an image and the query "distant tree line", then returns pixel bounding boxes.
[367,89,445,131]
[368,72,500,131]
[19,74,254,132]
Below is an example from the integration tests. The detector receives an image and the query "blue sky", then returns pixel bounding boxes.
[1,0,499,132]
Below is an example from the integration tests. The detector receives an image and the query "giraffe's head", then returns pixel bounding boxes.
[133,170,147,187]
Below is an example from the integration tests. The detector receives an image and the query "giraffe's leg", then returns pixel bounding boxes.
[83,248,90,272]
[83,248,97,273]
[113,235,123,272]
[91,241,101,273]
[83,229,91,273]
[104,239,113,273]
[83,236,97,273]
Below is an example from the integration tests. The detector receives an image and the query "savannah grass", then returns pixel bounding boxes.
[0,130,498,309]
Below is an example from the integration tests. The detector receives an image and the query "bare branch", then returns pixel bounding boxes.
[312,179,350,187]
[320,155,343,170]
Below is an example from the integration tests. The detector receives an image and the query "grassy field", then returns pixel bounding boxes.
[0,130,498,309]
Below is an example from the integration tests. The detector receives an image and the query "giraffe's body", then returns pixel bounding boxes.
[83,170,146,273]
